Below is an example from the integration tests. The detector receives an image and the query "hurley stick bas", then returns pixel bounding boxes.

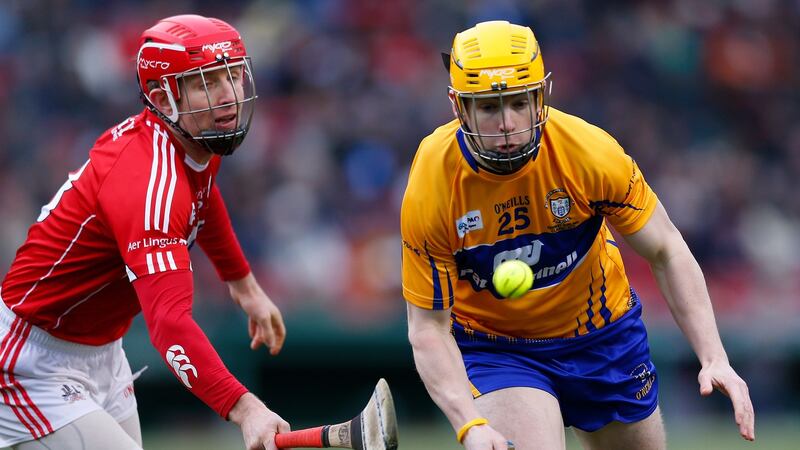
[274,378,398,450]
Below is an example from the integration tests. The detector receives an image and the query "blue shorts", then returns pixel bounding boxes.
[454,300,658,432]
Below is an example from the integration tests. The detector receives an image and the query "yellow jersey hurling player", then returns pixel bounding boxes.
[402,20,754,449]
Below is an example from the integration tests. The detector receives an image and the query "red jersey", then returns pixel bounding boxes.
[2,109,214,343]
[1,109,251,418]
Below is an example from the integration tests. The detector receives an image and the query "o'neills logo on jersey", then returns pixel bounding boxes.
[456,210,484,238]
[545,188,572,219]
[202,41,232,53]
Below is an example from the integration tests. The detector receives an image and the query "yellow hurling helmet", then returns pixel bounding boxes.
[448,21,551,174]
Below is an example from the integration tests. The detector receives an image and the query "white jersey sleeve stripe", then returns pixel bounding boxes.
[153,128,170,231]
[144,127,161,231]
[155,252,167,272]
[146,253,155,275]
[161,142,178,233]
[125,265,138,282]
[166,251,177,270]
[10,215,96,311]
[37,159,90,223]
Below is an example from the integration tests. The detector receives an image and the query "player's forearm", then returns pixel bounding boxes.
[134,271,249,418]
[228,392,268,424]
[227,272,257,303]
[146,308,249,417]
[650,245,729,366]
[408,326,483,431]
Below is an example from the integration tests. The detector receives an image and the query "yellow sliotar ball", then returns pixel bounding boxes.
[492,260,534,299]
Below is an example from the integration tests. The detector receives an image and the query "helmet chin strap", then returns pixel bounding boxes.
[465,128,542,175]
[145,103,248,157]
[196,128,248,156]
[473,145,536,175]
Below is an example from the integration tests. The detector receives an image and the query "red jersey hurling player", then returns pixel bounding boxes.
[0,15,289,450]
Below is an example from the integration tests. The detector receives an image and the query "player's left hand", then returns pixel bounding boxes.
[228,272,286,355]
[698,360,755,441]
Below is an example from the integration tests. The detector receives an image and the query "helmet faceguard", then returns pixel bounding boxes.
[136,15,257,156]
[172,56,256,155]
[447,21,551,174]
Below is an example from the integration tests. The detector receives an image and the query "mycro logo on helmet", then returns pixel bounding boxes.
[201,41,233,53]
[139,59,170,70]
[479,68,515,79]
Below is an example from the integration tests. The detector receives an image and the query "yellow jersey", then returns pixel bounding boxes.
[401,108,658,339]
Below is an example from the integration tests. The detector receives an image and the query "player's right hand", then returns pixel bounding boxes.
[462,424,511,450]
[227,273,287,355]
[229,393,291,450]
[698,360,755,441]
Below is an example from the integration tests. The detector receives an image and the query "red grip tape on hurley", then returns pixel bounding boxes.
[275,426,325,448]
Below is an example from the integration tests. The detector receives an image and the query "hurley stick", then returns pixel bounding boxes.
[275,378,398,450]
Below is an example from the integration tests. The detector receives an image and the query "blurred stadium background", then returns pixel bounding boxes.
[1,0,799,448]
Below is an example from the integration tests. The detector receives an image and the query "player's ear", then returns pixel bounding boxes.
[447,89,459,118]
[147,87,174,118]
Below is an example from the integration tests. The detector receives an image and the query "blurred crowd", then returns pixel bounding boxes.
[1,0,798,331]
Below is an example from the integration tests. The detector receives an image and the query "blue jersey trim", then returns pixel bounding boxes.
[582,272,598,334]
[453,297,642,356]
[456,129,480,173]
[445,266,454,309]
[598,261,612,325]
[606,239,618,248]
[425,242,452,310]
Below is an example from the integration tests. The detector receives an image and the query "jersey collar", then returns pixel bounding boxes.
[456,128,481,173]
